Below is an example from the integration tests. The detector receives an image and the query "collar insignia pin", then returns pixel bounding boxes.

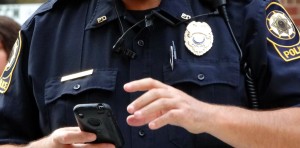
[181,13,191,20]
[97,16,107,24]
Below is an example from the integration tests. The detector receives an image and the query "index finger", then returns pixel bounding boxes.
[123,78,167,92]
[52,127,96,144]
[125,78,169,113]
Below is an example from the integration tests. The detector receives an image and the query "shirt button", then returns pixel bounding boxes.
[73,84,81,90]
[137,40,144,47]
[197,74,205,81]
[138,130,146,137]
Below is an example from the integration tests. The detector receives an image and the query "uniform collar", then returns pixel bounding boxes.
[85,0,193,30]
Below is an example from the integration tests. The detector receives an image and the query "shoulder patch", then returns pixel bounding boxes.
[266,2,300,62]
[0,32,22,94]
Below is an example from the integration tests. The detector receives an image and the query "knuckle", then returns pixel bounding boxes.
[145,77,154,81]
[168,110,177,119]
[151,78,161,85]
[59,133,72,144]
[60,135,67,144]
[159,99,169,107]
[148,88,159,97]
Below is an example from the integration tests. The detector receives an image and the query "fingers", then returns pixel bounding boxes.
[125,78,186,129]
[124,78,167,92]
[148,110,181,130]
[49,127,116,148]
[125,78,205,133]
[127,105,186,131]
[127,98,178,126]
[51,127,96,144]
[127,88,172,114]
[125,78,171,114]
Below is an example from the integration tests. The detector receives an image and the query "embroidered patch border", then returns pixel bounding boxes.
[266,2,300,62]
[0,31,22,93]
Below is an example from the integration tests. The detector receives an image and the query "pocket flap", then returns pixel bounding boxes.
[163,60,239,87]
[44,69,117,104]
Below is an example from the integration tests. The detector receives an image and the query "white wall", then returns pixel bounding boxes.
[0,4,41,25]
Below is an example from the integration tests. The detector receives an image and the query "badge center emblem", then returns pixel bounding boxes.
[193,33,206,44]
[267,10,295,40]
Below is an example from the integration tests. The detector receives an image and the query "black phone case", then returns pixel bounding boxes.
[73,103,124,147]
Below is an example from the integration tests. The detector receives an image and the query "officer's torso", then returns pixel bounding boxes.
[24,0,252,147]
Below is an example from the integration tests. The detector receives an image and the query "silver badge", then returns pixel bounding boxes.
[184,21,214,56]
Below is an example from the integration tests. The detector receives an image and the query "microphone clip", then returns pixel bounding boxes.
[113,39,136,59]
[145,14,154,28]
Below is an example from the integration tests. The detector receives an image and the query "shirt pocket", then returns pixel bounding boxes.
[163,59,240,104]
[44,69,117,130]
[163,60,240,147]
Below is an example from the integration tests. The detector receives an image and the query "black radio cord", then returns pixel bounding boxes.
[219,4,259,109]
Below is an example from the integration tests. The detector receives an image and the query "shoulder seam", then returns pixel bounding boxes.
[22,0,57,30]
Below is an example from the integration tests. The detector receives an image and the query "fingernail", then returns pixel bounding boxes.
[149,122,156,129]
[134,111,142,117]
[124,83,130,89]
[127,105,134,113]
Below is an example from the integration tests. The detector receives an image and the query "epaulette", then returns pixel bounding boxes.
[22,0,85,29]
[21,0,56,29]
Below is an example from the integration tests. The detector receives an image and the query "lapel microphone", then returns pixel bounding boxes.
[202,0,242,58]
[112,0,232,59]
[202,0,226,9]
[202,0,229,27]
[112,9,218,59]
[112,16,151,59]
[112,11,176,59]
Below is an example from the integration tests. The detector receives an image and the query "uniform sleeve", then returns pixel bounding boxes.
[0,1,62,144]
[245,0,300,109]
[0,30,43,144]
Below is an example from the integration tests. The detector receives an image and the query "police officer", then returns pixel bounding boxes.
[0,0,300,147]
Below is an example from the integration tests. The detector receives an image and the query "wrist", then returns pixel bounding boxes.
[203,104,235,135]
[189,102,226,134]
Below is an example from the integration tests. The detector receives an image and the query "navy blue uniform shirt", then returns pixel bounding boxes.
[0,0,300,147]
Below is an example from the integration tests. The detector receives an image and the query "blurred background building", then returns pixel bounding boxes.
[281,0,300,28]
[0,0,299,27]
[0,0,45,25]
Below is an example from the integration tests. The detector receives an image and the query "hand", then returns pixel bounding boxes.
[125,78,213,134]
[30,127,115,148]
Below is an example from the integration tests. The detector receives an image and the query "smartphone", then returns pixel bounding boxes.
[73,103,124,147]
